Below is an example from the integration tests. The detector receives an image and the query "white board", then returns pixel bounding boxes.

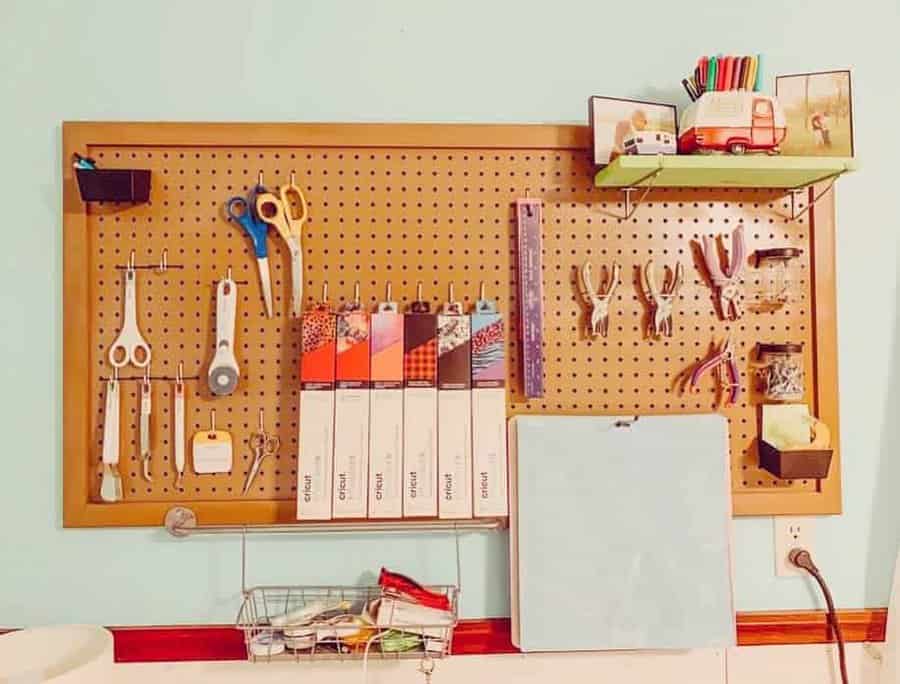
[509,414,735,651]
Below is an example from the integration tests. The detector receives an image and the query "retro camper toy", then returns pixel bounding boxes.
[679,91,786,155]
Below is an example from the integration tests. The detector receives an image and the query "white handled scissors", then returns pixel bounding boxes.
[109,254,151,368]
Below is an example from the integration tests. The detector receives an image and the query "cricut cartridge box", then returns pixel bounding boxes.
[297,307,336,520]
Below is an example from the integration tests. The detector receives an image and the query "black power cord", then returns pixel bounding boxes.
[789,548,849,684]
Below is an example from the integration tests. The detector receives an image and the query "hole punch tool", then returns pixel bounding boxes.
[255,171,307,318]
[100,368,122,503]
[242,408,281,495]
[689,336,742,406]
[225,173,274,318]
[208,268,240,396]
[700,226,746,320]
[643,259,684,338]
[579,260,620,338]
[139,364,153,482]
[108,251,152,368]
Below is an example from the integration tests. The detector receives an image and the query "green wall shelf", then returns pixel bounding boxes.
[594,155,856,190]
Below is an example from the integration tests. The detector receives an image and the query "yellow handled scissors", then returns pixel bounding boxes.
[255,173,307,317]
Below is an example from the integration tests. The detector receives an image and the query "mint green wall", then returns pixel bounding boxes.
[1,0,898,626]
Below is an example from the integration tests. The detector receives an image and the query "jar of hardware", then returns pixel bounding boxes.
[756,343,804,402]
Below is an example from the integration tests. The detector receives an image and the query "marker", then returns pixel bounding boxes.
[708,56,718,92]
[754,54,764,92]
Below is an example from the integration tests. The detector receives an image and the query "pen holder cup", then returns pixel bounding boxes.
[759,439,832,480]
[76,169,151,202]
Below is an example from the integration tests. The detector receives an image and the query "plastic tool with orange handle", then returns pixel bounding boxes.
[255,173,308,317]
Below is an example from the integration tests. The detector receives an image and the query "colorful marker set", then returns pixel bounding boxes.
[682,54,763,101]
[296,285,508,521]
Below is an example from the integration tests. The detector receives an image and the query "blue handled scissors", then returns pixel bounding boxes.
[225,178,274,318]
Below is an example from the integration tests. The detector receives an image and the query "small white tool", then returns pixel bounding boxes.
[109,252,152,368]
[208,270,240,396]
[140,365,152,482]
[100,369,122,503]
[173,362,186,487]
[193,409,233,474]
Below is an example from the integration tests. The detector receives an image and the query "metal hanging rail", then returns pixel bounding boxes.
[164,506,508,538]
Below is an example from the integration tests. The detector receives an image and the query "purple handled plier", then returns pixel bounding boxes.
[701,226,745,320]
[690,336,741,406]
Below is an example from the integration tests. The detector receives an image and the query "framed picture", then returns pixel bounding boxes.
[776,70,854,157]
[588,96,678,166]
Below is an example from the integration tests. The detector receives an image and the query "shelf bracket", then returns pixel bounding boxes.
[164,506,508,538]
[614,167,663,221]
[788,171,844,221]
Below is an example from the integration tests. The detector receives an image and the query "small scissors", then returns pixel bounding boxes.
[242,408,281,495]
[255,172,307,317]
[225,174,274,318]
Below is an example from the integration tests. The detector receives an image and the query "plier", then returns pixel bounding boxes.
[690,336,741,406]
[580,260,620,338]
[643,259,683,338]
[700,226,745,320]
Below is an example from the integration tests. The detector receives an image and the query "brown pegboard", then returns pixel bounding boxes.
[62,123,841,527]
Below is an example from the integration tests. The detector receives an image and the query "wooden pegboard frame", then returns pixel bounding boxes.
[62,122,841,527]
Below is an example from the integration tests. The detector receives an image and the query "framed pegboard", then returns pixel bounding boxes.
[62,122,841,527]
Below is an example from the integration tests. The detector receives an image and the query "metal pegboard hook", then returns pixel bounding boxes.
[155,248,168,275]
[128,249,136,272]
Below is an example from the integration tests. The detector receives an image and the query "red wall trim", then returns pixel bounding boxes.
[5,610,887,663]
[736,609,887,646]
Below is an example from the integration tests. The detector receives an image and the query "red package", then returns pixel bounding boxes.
[378,568,451,611]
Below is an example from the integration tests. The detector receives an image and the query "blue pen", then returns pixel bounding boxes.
[754,54,763,92]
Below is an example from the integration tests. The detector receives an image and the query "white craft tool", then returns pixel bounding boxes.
[100,369,122,502]
[193,409,233,474]
[109,252,151,369]
[173,362,186,487]
[208,270,240,396]
[140,365,152,482]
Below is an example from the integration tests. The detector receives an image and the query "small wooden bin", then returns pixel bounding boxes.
[759,439,833,480]
[75,168,151,202]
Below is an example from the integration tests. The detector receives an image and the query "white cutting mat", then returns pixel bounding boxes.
[509,414,735,651]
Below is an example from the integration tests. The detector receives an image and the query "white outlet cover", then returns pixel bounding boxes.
[774,517,816,577]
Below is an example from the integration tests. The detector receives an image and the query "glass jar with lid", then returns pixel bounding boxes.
[756,343,804,402]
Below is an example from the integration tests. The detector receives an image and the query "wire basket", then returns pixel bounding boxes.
[237,585,459,662]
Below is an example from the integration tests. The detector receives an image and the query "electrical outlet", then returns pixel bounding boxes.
[774,517,815,577]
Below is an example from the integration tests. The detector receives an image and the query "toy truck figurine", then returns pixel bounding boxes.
[678,91,787,155]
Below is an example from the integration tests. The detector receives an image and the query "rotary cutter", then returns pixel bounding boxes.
[208,270,240,396]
